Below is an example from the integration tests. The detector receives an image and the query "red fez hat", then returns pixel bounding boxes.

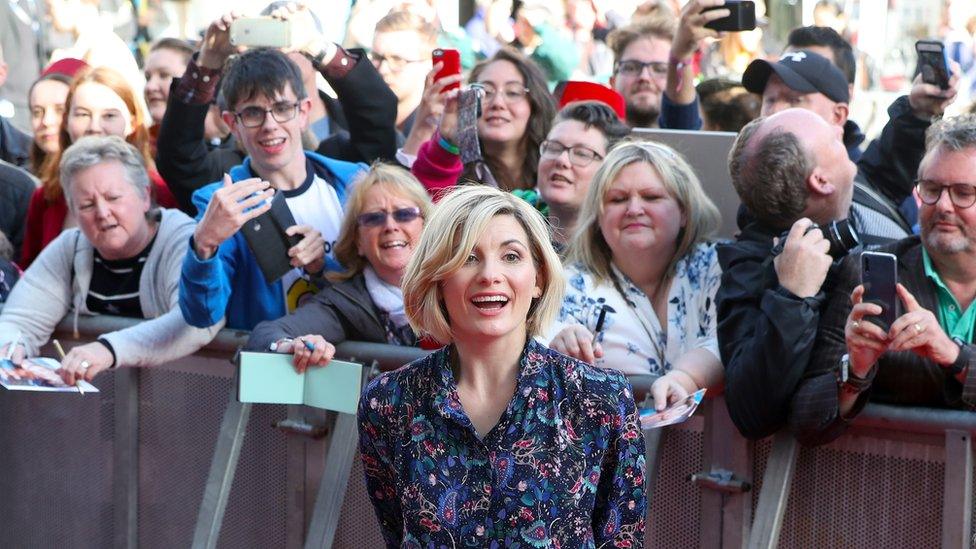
[555,81,626,120]
[41,58,89,79]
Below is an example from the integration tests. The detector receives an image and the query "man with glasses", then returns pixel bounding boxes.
[370,10,437,136]
[179,42,366,331]
[156,6,397,213]
[792,115,976,445]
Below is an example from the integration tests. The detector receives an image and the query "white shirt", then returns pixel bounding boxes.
[544,242,722,376]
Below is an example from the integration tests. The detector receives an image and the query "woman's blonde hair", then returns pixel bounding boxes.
[402,186,565,344]
[329,162,433,282]
[565,140,721,284]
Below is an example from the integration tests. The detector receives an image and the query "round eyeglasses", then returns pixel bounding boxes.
[915,180,976,209]
[233,101,300,128]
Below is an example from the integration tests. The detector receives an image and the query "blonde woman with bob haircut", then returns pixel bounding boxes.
[246,163,432,371]
[548,140,725,412]
[357,185,647,548]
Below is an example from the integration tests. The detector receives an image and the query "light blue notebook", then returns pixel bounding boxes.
[237,352,362,414]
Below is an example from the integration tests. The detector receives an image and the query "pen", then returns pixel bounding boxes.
[53,339,83,396]
[591,305,609,345]
[269,338,316,352]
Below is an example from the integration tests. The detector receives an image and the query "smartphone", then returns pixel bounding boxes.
[230,17,291,49]
[861,251,898,331]
[241,191,302,284]
[432,48,461,92]
[915,40,950,90]
[704,1,757,32]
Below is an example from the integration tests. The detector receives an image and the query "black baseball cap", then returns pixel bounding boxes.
[742,50,850,103]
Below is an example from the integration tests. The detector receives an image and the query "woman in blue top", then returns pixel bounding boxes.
[358,185,647,548]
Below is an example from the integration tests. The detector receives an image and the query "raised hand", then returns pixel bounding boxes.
[193,174,273,260]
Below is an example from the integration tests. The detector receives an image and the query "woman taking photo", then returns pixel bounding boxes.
[358,185,646,547]
[548,141,724,411]
[409,47,556,193]
[20,66,177,267]
[246,163,433,370]
[0,136,220,384]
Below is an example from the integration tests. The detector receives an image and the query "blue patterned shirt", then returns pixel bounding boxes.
[358,339,647,548]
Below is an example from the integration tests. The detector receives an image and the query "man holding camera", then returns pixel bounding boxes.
[790,115,976,446]
[717,108,860,439]
[178,8,367,332]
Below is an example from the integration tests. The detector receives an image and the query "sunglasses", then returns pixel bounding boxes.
[357,207,422,227]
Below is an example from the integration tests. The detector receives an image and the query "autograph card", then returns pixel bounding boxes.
[639,388,706,429]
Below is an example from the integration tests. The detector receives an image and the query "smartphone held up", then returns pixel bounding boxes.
[704,1,757,32]
[230,17,292,49]
[915,40,951,90]
[432,48,462,92]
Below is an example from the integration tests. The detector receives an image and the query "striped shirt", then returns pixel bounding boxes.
[86,236,156,318]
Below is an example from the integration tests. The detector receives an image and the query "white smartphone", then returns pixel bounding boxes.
[230,17,292,49]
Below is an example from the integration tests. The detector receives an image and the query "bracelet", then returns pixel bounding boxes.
[438,135,460,155]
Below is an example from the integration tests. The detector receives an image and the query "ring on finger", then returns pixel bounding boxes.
[80,360,90,370]
[914,323,924,334]
[851,320,860,330]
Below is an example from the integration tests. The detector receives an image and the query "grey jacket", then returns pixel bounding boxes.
[0,208,223,367]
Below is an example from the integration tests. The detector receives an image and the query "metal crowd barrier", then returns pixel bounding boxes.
[0,314,972,548]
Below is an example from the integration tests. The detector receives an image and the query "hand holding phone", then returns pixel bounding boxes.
[432,48,461,92]
[704,1,757,32]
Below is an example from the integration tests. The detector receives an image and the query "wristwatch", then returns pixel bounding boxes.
[946,337,969,376]
[838,353,876,394]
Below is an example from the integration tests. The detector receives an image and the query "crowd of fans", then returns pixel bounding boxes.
[0,0,974,546]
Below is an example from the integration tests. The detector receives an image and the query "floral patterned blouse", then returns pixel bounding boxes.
[545,242,722,376]
[357,339,647,548]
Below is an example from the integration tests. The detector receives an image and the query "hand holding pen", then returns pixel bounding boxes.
[53,339,84,395]
[269,335,336,373]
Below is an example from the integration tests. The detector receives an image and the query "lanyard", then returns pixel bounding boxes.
[609,264,668,370]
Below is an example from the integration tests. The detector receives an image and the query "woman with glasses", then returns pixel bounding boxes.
[537,101,630,247]
[20,66,178,268]
[411,47,556,193]
[245,163,432,370]
[546,141,725,411]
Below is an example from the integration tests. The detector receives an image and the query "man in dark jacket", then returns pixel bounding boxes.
[156,10,397,214]
[791,115,976,446]
[717,108,857,440]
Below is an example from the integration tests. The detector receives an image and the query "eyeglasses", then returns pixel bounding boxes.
[476,83,530,104]
[233,101,300,128]
[357,207,423,227]
[369,52,426,71]
[540,140,604,167]
[915,179,976,209]
[615,60,668,78]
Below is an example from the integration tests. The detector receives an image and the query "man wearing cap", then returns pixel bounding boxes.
[743,48,960,232]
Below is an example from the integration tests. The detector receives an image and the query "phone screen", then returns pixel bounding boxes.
[916,41,950,89]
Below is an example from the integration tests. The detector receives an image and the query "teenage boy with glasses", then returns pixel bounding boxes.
[179,10,368,332]
[791,114,976,446]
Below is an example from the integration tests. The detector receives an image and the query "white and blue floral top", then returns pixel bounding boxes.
[545,242,723,376]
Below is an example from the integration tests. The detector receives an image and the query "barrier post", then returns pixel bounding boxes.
[190,387,252,549]
[746,432,798,549]
[699,398,752,549]
[113,368,140,549]
[941,429,973,549]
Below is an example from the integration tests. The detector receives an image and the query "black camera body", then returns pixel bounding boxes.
[770,219,860,260]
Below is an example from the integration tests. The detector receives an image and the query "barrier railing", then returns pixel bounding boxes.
[0,314,971,548]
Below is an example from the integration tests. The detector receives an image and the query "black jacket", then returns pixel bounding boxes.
[0,160,36,260]
[0,118,30,169]
[156,49,398,214]
[790,237,976,446]
[716,220,841,439]
[245,273,390,352]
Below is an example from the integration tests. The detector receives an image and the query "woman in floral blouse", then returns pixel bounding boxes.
[358,185,647,548]
[547,140,725,413]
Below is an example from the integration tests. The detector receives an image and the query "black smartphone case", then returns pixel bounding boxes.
[861,252,899,332]
[241,191,302,284]
[704,1,757,32]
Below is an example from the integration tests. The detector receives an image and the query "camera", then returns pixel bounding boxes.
[771,219,860,259]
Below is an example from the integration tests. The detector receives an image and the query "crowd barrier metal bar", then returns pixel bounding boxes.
[746,433,799,549]
[3,313,969,548]
[700,396,751,549]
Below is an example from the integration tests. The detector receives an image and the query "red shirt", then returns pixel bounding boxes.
[18,169,178,268]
